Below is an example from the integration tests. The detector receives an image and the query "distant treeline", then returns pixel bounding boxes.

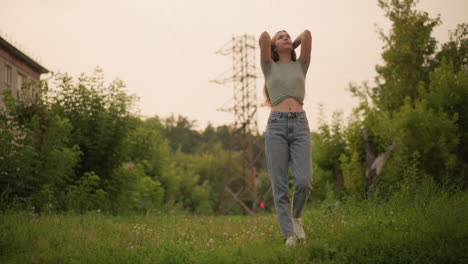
[1,0,466,215]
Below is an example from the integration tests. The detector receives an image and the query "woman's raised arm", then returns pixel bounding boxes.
[293,30,312,63]
[259,31,271,62]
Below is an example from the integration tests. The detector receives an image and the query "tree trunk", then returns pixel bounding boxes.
[335,169,344,194]
[362,128,397,196]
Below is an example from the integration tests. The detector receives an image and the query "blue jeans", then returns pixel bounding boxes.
[265,111,313,237]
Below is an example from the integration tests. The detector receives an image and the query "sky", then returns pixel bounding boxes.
[1,0,467,132]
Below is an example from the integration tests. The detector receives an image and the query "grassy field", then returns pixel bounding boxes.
[1,187,467,264]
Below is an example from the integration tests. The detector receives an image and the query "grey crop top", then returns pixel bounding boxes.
[260,57,310,106]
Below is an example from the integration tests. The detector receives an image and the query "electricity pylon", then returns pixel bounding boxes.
[211,34,266,214]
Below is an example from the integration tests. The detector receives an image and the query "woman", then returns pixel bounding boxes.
[259,29,312,246]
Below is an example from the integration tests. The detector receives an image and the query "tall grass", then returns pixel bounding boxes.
[1,182,467,264]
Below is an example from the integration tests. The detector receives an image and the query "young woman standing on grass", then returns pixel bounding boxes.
[259,29,312,246]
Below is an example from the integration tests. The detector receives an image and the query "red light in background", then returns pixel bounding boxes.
[260,202,265,208]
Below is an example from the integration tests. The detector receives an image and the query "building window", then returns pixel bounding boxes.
[31,82,36,98]
[5,65,12,86]
[16,72,27,98]
[17,73,26,90]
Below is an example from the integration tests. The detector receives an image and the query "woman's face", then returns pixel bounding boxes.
[274,31,292,53]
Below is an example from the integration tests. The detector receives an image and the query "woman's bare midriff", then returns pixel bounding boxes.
[271,97,304,112]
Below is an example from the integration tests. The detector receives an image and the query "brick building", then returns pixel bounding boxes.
[0,35,49,109]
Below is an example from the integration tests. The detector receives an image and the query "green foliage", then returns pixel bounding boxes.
[337,0,467,199]
[0,68,141,213]
[315,111,347,177]
[124,117,170,180]
[0,112,37,202]
[160,148,240,215]
[432,23,467,73]
[375,0,441,111]
[311,109,347,200]
[0,82,82,212]
[64,171,107,213]
[386,98,459,184]
[48,69,138,183]
[159,114,202,154]
[421,58,468,184]
[0,63,268,215]
[340,152,366,198]
[112,162,165,214]
[344,95,459,193]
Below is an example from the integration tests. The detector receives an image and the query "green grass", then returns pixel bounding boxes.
[1,188,467,264]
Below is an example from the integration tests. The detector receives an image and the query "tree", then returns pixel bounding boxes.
[312,110,347,199]
[343,0,465,195]
[419,59,468,186]
[432,23,468,73]
[362,127,397,196]
[372,0,441,111]
[159,114,201,154]
[48,68,138,203]
[0,80,81,211]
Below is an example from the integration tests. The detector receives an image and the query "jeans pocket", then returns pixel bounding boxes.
[297,118,310,130]
[297,116,308,123]
[268,116,279,123]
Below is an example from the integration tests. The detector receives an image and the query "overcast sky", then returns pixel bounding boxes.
[1,0,466,132]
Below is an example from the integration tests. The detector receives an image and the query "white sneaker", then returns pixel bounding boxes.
[285,235,297,246]
[292,218,306,240]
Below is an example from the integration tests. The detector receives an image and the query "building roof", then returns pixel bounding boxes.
[0,36,49,74]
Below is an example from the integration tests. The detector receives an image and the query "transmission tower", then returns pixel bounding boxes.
[212,34,267,215]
